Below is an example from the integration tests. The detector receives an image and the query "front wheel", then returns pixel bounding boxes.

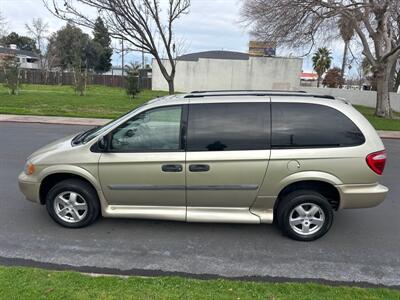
[46,179,100,228]
[277,190,334,241]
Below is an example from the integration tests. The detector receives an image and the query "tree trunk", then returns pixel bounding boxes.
[375,65,392,119]
[317,75,321,88]
[341,41,348,81]
[153,54,176,95]
[167,79,175,95]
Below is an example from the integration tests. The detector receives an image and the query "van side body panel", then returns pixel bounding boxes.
[251,97,388,219]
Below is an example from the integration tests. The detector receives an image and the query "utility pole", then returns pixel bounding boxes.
[141,39,145,69]
[121,38,125,77]
[142,47,145,69]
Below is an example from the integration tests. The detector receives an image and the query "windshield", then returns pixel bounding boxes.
[72,105,145,145]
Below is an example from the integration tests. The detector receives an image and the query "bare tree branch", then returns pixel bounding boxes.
[241,0,400,118]
[43,0,190,94]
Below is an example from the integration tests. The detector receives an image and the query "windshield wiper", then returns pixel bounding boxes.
[72,126,100,145]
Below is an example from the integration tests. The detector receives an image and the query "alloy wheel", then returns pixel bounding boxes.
[53,191,88,223]
[289,203,325,236]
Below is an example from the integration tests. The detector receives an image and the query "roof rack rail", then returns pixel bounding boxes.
[190,89,307,94]
[184,92,335,100]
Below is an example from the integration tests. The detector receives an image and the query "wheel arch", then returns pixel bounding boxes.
[274,180,341,211]
[38,166,101,205]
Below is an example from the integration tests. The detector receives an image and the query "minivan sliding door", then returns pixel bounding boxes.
[185,101,271,223]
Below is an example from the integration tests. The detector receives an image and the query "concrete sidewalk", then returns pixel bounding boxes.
[0,114,110,126]
[1,113,400,139]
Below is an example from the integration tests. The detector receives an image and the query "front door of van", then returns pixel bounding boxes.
[98,105,187,221]
[185,102,271,223]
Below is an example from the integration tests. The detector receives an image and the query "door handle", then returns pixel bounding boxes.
[189,164,210,172]
[162,164,183,172]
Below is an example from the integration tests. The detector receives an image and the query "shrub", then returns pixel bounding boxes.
[2,56,21,95]
[125,63,141,98]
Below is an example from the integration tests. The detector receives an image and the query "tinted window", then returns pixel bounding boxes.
[187,103,270,151]
[110,106,182,152]
[272,103,365,148]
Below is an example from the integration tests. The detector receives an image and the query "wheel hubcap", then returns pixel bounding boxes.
[53,191,88,223]
[289,203,325,236]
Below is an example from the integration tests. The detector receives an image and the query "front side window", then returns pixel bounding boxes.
[271,103,365,148]
[187,103,270,151]
[110,106,182,152]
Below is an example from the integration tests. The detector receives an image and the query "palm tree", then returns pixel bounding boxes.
[312,47,332,87]
[338,16,355,81]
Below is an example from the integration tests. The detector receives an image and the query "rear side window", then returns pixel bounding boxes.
[187,103,270,151]
[272,103,365,148]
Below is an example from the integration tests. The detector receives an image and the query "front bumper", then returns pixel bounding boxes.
[18,172,40,203]
[337,183,389,209]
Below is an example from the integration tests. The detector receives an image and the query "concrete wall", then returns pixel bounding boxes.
[301,87,400,112]
[152,57,302,92]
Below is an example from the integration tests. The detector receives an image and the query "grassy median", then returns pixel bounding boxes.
[0,84,399,131]
[0,266,399,300]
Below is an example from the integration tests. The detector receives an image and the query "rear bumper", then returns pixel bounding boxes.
[336,183,388,209]
[18,172,40,203]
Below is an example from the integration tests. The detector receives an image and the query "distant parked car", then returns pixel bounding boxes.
[19,90,388,241]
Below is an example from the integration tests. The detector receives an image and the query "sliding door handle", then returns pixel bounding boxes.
[189,164,210,172]
[162,164,183,172]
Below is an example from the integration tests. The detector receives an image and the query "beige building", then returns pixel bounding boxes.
[152,51,302,92]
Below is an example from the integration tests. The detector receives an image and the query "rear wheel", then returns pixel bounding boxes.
[277,190,333,241]
[46,179,100,228]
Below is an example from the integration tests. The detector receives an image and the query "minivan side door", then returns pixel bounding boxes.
[98,105,187,221]
[185,101,271,223]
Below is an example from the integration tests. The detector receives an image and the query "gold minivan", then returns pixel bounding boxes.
[18,91,388,241]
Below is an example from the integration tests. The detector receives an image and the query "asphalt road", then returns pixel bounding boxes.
[0,121,399,287]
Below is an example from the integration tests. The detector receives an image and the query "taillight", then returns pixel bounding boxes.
[366,150,387,175]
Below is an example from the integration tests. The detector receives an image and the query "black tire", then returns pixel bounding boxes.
[276,190,333,241]
[46,179,100,228]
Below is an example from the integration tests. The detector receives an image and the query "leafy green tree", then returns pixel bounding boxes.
[54,24,86,70]
[0,32,37,52]
[92,17,113,73]
[312,47,332,87]
[125,63,141,98]
[51,23,99,95]
[1,55,20,95]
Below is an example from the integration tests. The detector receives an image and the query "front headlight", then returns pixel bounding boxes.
[24,162,36,175]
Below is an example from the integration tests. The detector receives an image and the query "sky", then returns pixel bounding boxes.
[0,0,346,73]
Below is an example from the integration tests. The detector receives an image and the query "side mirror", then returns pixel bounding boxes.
[97,136,108,151]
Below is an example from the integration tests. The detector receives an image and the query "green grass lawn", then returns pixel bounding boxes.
[354,105,400,131]
[0,266,399,300]
[0,84,399,131]
[0,84,168,119]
